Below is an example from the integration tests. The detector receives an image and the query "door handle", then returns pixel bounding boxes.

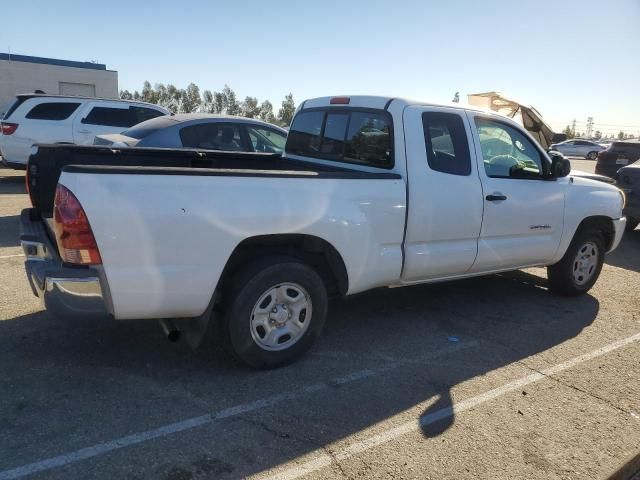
[78,129,90,134]
[486,193,507,201]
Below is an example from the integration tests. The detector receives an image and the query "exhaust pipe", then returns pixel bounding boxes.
[159,319,181,342]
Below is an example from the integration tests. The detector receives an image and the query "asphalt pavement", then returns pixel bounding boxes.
[0,161,638,480]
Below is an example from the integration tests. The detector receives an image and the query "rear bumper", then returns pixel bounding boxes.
[20,208,111,319]
[609,217,627,252]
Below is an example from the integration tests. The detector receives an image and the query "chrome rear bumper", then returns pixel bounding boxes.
[20,208,110,319]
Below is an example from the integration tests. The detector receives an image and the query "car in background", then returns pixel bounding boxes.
[95,114,287,154]
[596,140,640,178]
[616,159,640,232]
[549,139,604,159]
[0,94,169,169]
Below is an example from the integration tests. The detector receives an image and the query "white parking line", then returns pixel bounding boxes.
[0,341,475,480]
[0,254,24,259]
[256,332,640,480]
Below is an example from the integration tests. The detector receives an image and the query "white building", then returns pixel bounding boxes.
[0,53,118,112]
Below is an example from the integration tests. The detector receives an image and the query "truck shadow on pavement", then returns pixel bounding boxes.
[605,229,640,273]
[0,215,20,247]
[0,264,602,478]
[0,172,25,195]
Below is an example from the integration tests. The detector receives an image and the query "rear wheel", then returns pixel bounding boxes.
[547,228,605,296]
[587,151,598,160]
[626,218,639,232]
[220,257,328,369]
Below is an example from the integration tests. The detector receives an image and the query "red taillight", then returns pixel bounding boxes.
[53,185,102,265]
[330,96,350,105]
[0,122,18,135]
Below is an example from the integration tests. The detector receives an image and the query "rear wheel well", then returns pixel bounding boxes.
[216,235,348,303]
[576,216,614,250]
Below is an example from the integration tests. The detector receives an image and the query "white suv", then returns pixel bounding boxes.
[0,94,169,169]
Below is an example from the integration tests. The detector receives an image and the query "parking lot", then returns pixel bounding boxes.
[0,161,638,480]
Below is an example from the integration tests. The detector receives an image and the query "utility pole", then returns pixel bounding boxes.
[571,119,576,137]
[586,117,594,138]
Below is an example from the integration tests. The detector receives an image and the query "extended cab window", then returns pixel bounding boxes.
[25,102,81,120]
[422,112,471,176]
[286,109,393,168]
[475,118,544,179]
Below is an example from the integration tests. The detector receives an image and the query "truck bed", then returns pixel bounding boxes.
[27,145,399,218]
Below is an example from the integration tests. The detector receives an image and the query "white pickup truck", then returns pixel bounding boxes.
[20,95,627,368]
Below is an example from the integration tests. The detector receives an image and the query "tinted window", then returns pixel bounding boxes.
[320,113,348,157]
[286,111,324,156]
[132,106,164,124]
[422,112,471,176]
[287,109,393,168]
[25,102,80,120]
[475,118,544,179]
[122,116,178,139]
[180,123,244,151]
[83,107,135,127]
[247,126,287,153]
[344,112,392,167]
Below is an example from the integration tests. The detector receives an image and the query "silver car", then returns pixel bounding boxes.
[549,139,604,159]
[94,114,287,154]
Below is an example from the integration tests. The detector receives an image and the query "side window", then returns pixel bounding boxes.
[286,111,324,156]
[344,112,393,168]
[475,118,544,179]
[82,107,135,127]
[422,112,471,176]
[180,123,244,151]
[131,106,164,124]
[25,102,81,120]
[247,127,286,153]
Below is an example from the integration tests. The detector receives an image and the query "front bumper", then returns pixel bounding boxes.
[20,208,110,319]
[609,217,627,252]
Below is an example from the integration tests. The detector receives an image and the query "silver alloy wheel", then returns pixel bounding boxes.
[249,282,312,351]
[572,241,599,286]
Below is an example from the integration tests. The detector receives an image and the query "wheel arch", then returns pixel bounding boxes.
[575,215,615,251]
[216,234,349,302]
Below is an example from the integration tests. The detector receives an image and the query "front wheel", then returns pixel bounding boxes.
[587,151,598,160]
[221,257,328,369]
[547,228,605,296]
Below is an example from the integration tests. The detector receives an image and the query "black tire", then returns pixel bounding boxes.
[626,218,639,232]
[220,256,328,369]
[587,151,598,160]
[547,227,605,296]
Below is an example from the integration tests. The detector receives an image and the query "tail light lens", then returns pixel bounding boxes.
[53,185,102,265]
[0,122,18,135]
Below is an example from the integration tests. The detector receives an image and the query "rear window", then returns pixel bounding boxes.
[122,116,177,139]
[286,109,393,168]
[25,102,81,120]
[2,98,20,119]
[82,105,164,128]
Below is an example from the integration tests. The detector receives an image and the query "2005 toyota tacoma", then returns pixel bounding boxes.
[20,96,627,368]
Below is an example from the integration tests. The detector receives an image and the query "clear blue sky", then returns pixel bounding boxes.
[2,0,639,135]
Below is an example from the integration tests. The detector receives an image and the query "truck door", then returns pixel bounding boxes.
[467,112,565,272]
[401,106,483,281]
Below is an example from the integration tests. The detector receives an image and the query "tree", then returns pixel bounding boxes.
[222,85,240,115]
[594,130,602,140]
[201,90,215,113]
[277,93,296,126]
[618,131,625,140]
[181,83,201,113]
[213,91,225,114]
[562,125,575,139]
[259,100,276,123]
[241,96,261,118]
[119,90,133,100]
[141,81,157,104]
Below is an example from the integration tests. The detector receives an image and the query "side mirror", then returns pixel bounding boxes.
[550,153,571,178]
